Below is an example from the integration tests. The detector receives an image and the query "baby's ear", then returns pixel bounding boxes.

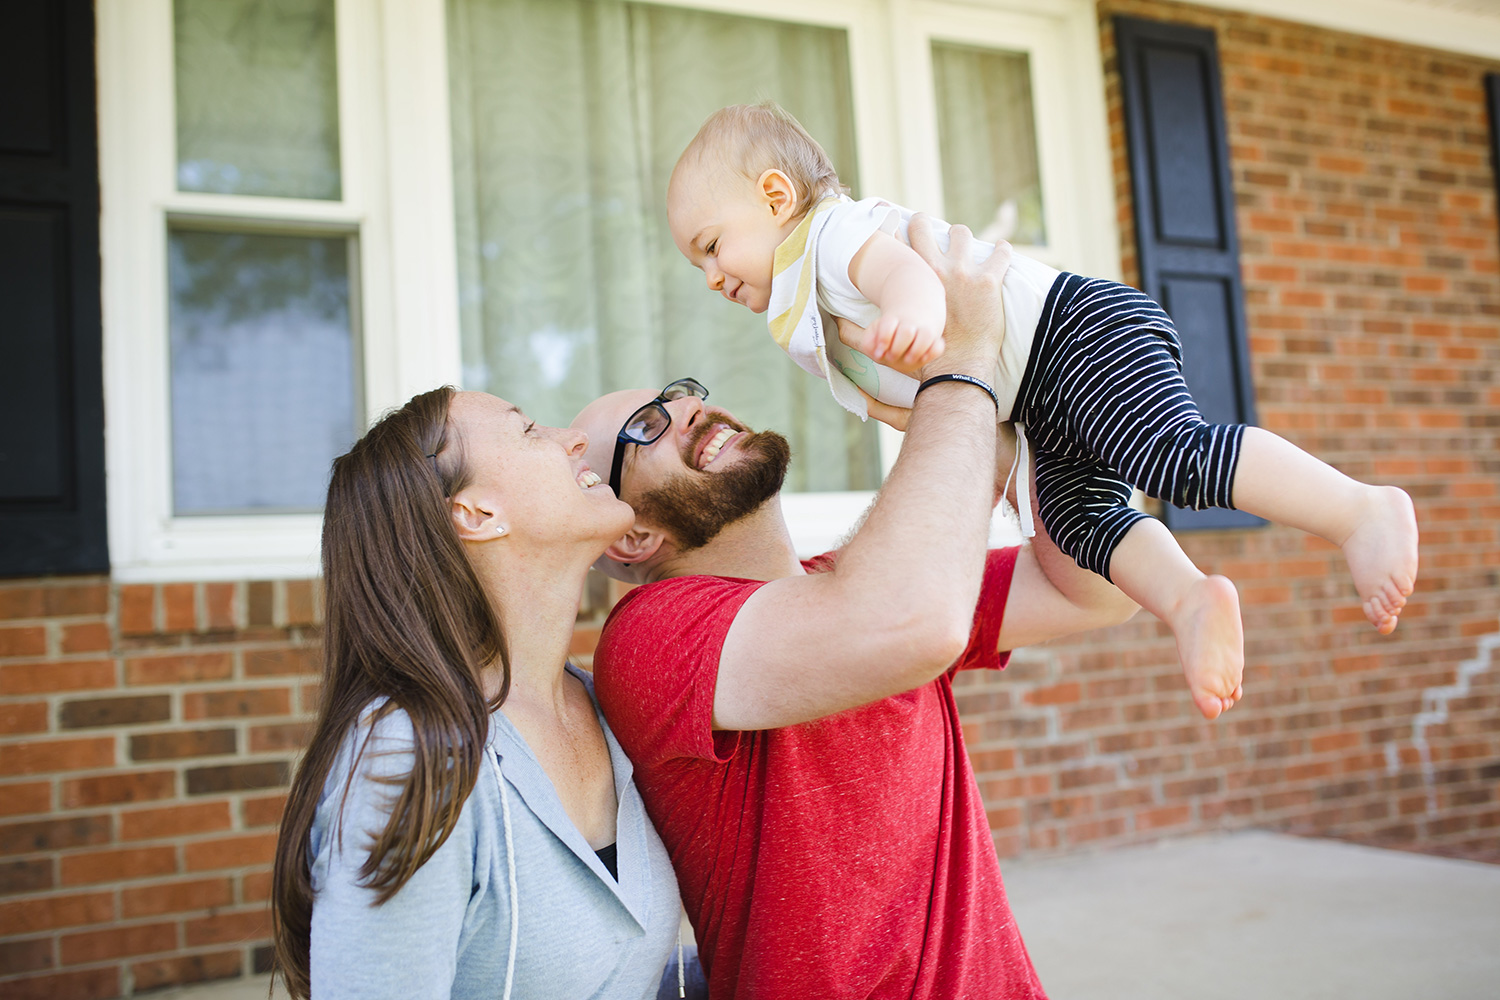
[757,169,798,221]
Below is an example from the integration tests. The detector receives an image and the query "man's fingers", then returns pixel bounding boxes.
[835,315,867,352]
[856,387,911,431]
[908,213,940,266]
[983,238,1014,278]
[946,222,974,261]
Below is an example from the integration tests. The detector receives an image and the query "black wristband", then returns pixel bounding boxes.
[915,373,1000,413]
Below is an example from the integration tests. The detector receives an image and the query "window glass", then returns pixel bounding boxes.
[175,0,342,200]
[448,0,879,492]
[168,229,360,514]
[931,42,1046,247]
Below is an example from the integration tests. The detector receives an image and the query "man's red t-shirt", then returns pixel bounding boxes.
[593,548,1047,1000]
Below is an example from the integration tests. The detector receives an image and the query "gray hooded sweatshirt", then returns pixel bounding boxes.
[308,666,682,999]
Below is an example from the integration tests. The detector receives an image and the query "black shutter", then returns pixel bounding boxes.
[1115,16,1262,531]
[0,0,107,576]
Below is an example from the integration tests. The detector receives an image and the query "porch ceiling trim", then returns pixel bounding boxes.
[1181,0,1500,61]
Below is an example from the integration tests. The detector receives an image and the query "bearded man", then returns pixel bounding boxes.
[571,223,1137,1000]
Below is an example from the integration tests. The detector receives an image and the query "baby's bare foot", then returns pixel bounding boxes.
[1341,486,1419,634]
[1169,575,1244,720]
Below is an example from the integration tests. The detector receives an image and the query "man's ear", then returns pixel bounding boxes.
[757,169,799,224]
[449,488,507,542]
[602,525,666,569]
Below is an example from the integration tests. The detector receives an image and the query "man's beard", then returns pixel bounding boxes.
[633,426,791,553]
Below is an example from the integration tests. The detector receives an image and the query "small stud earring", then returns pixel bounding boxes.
[495,525,507,537]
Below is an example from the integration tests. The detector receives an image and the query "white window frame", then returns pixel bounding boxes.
[99,0,461,581]
[97,0,1118,579]
[895,0,1120,280]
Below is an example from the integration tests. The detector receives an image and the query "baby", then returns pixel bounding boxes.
[665,102,1419,720]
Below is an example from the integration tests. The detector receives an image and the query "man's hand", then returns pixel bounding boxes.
[857,387,911,432]
[908,217,1012,381]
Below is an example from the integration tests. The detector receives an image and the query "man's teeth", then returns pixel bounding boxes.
[700,427,735,467]
[578,470,601,489]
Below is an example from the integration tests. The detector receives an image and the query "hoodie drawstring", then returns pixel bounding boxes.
[488,749,519,1000]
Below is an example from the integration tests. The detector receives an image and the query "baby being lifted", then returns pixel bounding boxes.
[666,101,1419,720]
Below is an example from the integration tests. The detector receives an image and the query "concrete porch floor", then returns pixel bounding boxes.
[157,830,1499,1000]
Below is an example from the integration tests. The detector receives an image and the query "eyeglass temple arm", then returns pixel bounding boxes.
[609,439,629,496]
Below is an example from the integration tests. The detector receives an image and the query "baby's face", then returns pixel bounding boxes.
[667,162,796,314]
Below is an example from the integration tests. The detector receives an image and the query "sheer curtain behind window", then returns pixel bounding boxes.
[932,42,1046,248]
[448,0,880,492]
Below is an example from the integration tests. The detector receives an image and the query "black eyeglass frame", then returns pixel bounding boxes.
[608,378,709,496]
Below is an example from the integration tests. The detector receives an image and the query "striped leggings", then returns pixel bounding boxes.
[1012,273,1246,581]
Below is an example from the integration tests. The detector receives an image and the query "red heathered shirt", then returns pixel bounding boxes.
[593,547,1047,1000]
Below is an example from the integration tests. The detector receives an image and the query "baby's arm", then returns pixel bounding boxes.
[844,230,947,374]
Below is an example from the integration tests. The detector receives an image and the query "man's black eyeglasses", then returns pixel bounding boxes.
[608,378,710,497]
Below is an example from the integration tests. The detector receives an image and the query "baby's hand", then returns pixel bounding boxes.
[859,312,945,375]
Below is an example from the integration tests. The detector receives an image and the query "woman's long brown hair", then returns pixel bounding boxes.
[270,387,507,999]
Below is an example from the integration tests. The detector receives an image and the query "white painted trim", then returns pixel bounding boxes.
[781,491,875,556]
[898,0,1123,281]
[377,0,465,404]
[903,0,1500,60]
[1188,0,1500,61]
[100,0,397,582]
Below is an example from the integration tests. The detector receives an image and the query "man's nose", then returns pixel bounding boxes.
[665,394,705,435]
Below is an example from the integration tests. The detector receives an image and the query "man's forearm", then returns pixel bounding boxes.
[836,377,999,651]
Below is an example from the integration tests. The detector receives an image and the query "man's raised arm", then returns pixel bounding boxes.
[711,225,1009,730]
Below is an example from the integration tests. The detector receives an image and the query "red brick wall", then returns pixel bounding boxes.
[1,578,319,997]
[953,0,1500,864]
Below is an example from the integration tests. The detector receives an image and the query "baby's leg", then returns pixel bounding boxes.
[1032,449,1243,720]
[1230,427,1418,633]
[1107,521,1243,720]
[1037,278,1417,634]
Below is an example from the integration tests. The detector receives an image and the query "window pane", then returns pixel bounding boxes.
[175,0,341,200]
[448,0,879,492]
[168,230,359,514]
[932,42,1046,247]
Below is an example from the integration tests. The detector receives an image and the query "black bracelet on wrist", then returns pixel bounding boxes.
[915,373,1000,413]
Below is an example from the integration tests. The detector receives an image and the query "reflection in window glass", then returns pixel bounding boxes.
[175,0,341,200]
[448,0,879,492]
[168,230,359,514]
[932,42,1046,247]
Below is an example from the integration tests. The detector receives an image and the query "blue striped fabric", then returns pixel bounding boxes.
[1013,273,1247,581]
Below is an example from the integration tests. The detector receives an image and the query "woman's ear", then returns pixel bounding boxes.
[449,489,508,543]
[757,168,799,223]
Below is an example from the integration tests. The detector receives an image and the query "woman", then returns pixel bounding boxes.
[271,387,689,999]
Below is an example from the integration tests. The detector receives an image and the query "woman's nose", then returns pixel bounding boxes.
[553,425,588,455]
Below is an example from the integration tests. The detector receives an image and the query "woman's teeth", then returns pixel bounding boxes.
[578,470,601,489]
[700,427,735,467]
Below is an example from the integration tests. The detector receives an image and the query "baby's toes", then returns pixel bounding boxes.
[1367,598,1399,634]
[1193,691,1224,720]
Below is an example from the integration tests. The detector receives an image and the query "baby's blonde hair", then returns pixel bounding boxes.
[677,101,845,218]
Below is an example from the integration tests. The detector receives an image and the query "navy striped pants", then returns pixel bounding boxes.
[1012,273,1246,581]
